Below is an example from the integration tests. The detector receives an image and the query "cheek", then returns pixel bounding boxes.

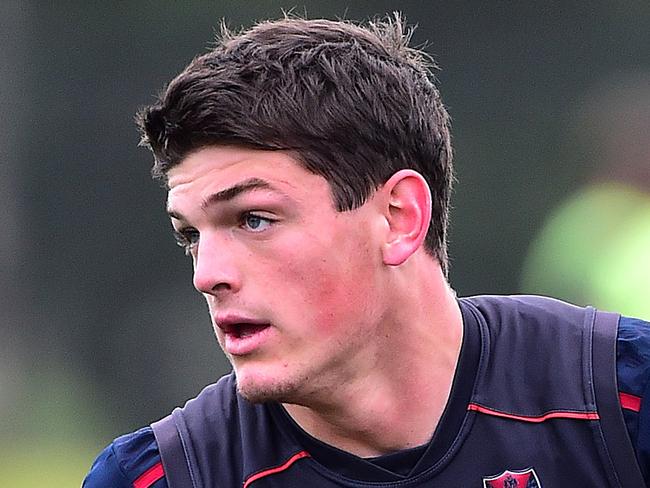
[278,242,376,335]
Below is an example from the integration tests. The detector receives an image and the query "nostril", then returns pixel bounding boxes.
[213,282,232,292]
[193,270,237,295]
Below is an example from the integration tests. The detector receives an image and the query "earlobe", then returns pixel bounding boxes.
[381,170,432,266]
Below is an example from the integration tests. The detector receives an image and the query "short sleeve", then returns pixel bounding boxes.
[82,426,167,488]
[82,442,131,488]
[617,316,650,485]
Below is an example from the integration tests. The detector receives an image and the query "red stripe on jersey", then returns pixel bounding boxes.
[468,403,599,422]
[620,392,642,412]
[133,461,164,488]
[243,451,310,488]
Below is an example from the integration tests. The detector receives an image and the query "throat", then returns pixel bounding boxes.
[282,391,443,458]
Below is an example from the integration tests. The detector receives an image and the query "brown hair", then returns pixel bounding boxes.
[137,14,453,273]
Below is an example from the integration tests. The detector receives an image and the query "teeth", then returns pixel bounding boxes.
[231,323,252,338]
[230,323,266,338]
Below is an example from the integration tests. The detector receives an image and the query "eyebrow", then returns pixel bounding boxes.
[167,177,276,220]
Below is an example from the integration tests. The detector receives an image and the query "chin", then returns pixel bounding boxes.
[234,369,303,404]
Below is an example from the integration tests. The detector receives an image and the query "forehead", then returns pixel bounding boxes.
[166,145,330,206]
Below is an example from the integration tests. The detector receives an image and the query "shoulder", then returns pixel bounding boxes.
[83,376,239,488]
[462,294,589,323]
[615,315,650,419]
[462,295,596,343]
[616,315,650,483]
[83,426,166,488]
[617,315,650,395]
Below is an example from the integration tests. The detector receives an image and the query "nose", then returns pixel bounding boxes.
[192,233,242,297]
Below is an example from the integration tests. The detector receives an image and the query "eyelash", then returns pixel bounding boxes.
[171,213,276,255]
[172,228,199,255]
[240,212,275,232]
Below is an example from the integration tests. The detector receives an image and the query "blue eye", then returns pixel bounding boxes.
[243,213,273,232]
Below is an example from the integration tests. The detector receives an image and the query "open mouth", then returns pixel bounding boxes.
[217,320,272,356]
[225,323,270,339]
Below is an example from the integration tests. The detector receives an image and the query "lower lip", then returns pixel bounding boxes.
[223,324,272,356]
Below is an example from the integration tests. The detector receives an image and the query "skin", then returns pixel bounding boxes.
[166,145,463,457]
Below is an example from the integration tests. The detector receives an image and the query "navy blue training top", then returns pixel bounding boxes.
[83,312,650,487]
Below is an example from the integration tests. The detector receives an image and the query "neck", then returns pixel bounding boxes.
[283,258,463,457]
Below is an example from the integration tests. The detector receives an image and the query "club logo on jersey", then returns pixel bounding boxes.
[482,467,541,488]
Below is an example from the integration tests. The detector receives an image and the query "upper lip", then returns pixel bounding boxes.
[214,313,268,333]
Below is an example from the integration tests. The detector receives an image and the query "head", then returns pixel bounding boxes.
[137,13,453,274]
[137,15,454,403]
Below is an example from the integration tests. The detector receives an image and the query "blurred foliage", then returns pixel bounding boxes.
[522,184,650,320]
[0,441,95,488]
[0,368,108,486]
[1,0,649,482]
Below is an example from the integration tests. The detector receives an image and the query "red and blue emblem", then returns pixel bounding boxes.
[482,467,541,488]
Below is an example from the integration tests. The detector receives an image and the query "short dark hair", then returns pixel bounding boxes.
[137,14,453,273]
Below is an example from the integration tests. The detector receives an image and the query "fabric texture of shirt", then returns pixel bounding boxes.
[83,300,650,487]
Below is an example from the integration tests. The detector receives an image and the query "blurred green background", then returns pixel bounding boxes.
[1,1,648,485]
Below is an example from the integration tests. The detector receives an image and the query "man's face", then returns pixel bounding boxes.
[166,146,388,404]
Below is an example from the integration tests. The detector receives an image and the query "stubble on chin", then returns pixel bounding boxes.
[235,373,304,405]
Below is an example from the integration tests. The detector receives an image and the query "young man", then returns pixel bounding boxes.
[84,15,650,487]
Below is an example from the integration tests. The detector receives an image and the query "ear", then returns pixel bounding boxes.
[380,169,432,266]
